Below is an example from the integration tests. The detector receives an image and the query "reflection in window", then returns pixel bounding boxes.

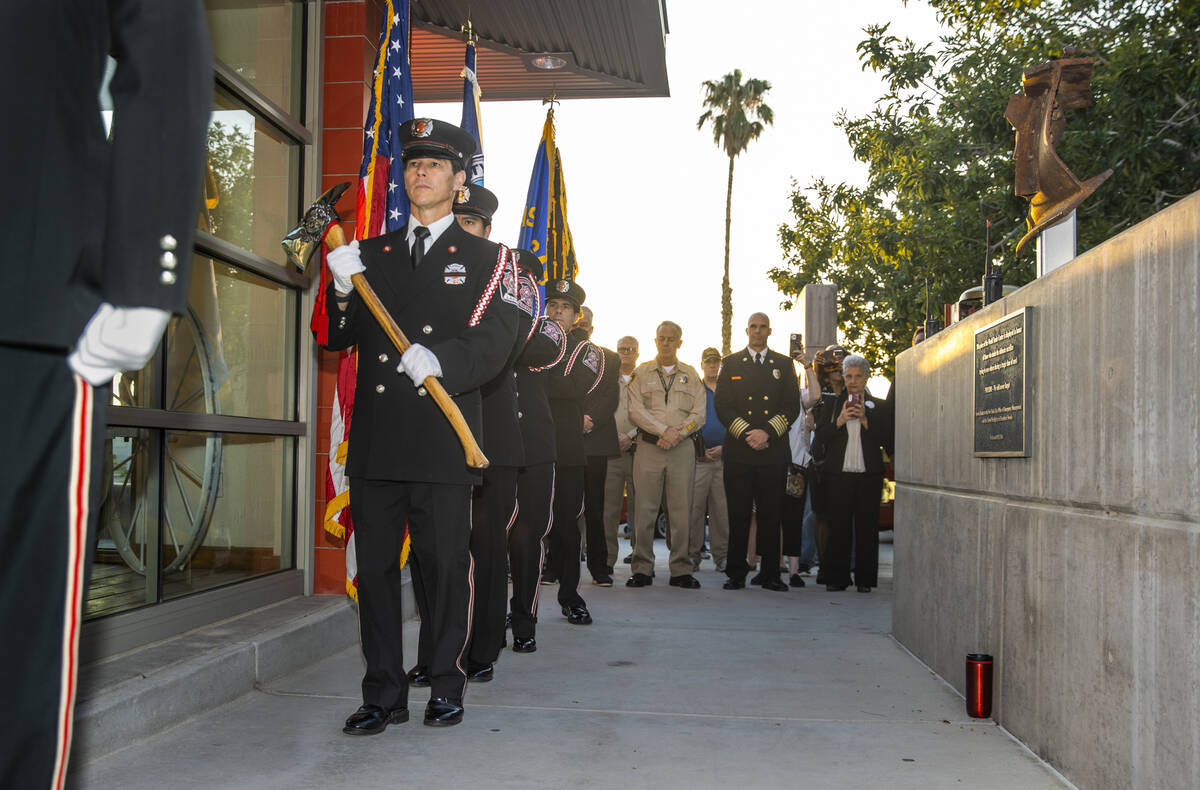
[206,1,304,116]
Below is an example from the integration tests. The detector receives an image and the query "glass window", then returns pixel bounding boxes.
[206,0,305,117]
[161,431,295,600]
[203,87,302,266]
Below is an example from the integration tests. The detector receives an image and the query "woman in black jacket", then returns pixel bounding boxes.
[812,354,894,592]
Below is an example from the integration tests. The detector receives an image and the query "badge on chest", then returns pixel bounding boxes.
[443,262,466,285]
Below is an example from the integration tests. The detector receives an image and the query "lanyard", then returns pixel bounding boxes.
[655,367,678,405]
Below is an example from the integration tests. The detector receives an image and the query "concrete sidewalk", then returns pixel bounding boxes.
[72,537,1069,789]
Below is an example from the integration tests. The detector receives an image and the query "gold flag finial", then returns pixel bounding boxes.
[460,12,476,44]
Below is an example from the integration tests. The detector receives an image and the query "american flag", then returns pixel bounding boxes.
[320,0,415,599]
[355,0,414,239]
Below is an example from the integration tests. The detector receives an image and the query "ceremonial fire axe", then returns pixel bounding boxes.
[284,183,489,469]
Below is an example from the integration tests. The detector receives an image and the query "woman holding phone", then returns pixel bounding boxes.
[812,354,894,592]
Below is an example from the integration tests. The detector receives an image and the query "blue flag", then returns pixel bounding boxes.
[460,40,484,186]
[517,112,552,279]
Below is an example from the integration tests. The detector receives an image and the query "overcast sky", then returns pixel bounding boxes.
[421,0,943,378]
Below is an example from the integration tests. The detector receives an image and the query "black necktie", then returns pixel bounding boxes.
[411,226,430,269]
[756,353,763,365]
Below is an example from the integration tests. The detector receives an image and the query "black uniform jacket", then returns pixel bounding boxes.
[479,268,562,467]
[581,344,620,458]
[320,223,520,485]
[546,336,602,468]
[515,317,570,467]
[812,389,894,476]
[1,0,212,351]
[714,348,801,466]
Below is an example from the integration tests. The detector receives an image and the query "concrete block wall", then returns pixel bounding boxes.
[893,191,1200,789]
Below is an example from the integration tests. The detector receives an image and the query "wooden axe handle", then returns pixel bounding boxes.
[325,224,489,469]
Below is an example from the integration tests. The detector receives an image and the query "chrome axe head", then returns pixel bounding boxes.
[282,181,351,272]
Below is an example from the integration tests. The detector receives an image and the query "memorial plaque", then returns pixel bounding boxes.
[973,307,1032,457]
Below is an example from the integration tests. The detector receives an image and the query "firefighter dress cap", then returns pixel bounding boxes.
[399,118,476,169]
[453,183,498,222]
[545,278,586,309]
[512,248,544,281]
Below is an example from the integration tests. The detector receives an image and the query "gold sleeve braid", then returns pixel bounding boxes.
[768,414,790,437]
[729,417,751,438]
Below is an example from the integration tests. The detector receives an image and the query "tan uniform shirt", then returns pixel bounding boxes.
[627,359,706,438]
[615,371,638,442]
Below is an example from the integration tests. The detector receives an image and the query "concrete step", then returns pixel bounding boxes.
[71,593,361,763]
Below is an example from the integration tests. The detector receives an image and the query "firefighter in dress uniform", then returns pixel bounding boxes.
[0,2,211,786]
[543,279,601,626]
[320,119,520,732]
[714,313,801,592]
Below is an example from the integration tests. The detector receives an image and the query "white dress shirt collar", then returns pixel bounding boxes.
[406,212,456,254]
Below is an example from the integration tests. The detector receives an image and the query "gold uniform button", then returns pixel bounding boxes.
[160,251,177,270]
[378,353,389,363]
[422,325,433,335]
[417,386,427,396]
[160,270,176,285]
[763,395,769,400]
[763,410,768,415]
[375,384,385,394]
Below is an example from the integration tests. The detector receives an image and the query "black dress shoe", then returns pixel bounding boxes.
[622,555,632,564]
[761,578,789,592]
[625,573,652,587]
[789,573,806,588]
[857,585,872,593]
[512,636,537,653]
[406,666,431,687]
[668,574,701,589]
[591,575,614,587]
[562,604,593,625]
[722,577,745,590]
[343,704,409,736]
[540,572,558,585]
[749,572,766,586]
[466,662,494,682]
[424,697,464,727]
[826,584,848,591]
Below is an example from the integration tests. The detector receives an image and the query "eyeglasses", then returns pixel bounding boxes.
[617,346,637,353]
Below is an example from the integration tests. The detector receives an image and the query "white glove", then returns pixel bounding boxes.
[68,303,171,386]
[327,240,365,295]
[398,343,442,387]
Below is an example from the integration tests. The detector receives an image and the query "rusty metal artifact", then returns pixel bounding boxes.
[1004,57,1113,256]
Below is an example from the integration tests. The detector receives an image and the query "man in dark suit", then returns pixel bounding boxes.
[321,119,520,731]
[715,313,801,592]
[0,2,211,786]
[575,308,621,586]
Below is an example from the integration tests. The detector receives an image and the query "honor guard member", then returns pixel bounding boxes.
[715,313,801,592]
[543,279,600,625]
[468,245,560,680]
[508,281,572,653]
[574,308,621,586]
[320,118,520,732]
[0,3,211,786]
[626,321,707,589]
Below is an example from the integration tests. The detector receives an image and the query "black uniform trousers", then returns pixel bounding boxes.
[349,478,472,705]
[583,454,611,578]
[0,348,106,790]
[467,465,518,667]
[723,460,787,583]
[508,462,554,641]
[548,464,586,609]
[823,472,883,588]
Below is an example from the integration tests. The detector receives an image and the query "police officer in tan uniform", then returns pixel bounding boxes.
[625,321,706,588]
[604,336,639,570]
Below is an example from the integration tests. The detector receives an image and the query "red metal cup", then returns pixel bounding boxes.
[966,653,994,718]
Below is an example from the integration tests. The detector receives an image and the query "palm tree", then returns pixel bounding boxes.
[697,70,773,354]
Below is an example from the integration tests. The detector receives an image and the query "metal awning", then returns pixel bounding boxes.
[410,0,670,101]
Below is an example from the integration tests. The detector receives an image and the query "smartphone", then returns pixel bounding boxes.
[848,392,863,407]
[789,333,803,357]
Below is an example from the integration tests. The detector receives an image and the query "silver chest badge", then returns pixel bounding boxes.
[772,368,781,380]
[443,262,466,285]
